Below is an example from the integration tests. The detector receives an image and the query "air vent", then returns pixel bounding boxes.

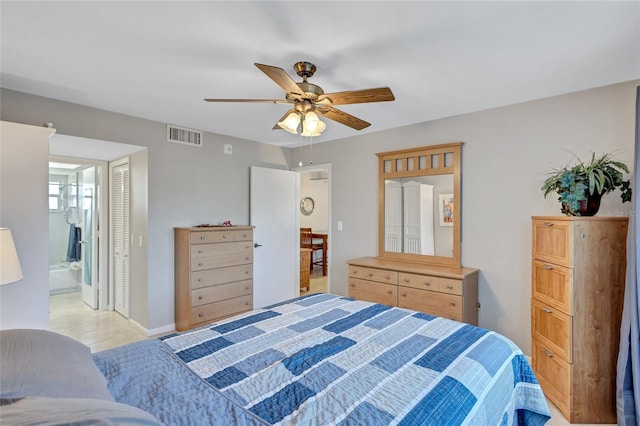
[167,124,202,147]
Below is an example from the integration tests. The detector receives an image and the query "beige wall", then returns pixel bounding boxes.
[290,80,639,354]
[2,81,637,353]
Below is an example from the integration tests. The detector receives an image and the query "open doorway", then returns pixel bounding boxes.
[48,134,148,352]
[48,158,107,310]
[296,164,331,295]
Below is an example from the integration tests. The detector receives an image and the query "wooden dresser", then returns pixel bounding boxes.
[174,226,254,331]
[530,216,628,423]
[347,257,479,325]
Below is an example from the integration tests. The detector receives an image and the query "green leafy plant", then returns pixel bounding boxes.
[541,152,632,216]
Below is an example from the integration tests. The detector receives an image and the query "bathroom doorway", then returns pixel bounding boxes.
[48,133,148,350]
[48,157,107,309]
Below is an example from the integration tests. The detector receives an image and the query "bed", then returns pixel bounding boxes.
[1,293,551,425]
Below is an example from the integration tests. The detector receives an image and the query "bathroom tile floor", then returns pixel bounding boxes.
[49,291,147,353]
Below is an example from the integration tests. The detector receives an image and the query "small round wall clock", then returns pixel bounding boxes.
[300,196,315,215]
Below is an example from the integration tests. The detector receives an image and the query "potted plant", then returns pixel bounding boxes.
[541,152,632,216]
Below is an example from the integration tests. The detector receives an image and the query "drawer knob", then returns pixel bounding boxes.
[245,271,249,275]
[198,296,203,300]
[350,283,355,287]
[352,270,358,275]
[543,264,554,270]
[424,282,431,286]
[543,222,554,227]
[198,278,203,282]
[385,275,391,280]
[368,272,374,277]
[245,256,249,260]
[223,234,228,239]
[245,286,249,290]
[245,302,250,306]
[242,233,247,238]
[543,348,554,357]
[200,235,206,240]
[542,307,553,314]
[447,285,453,290]
[198,249,203,254]
[198,262,203,267]
[404,278,410,283]
[450,302,456,306]
[198,313,203,318]
[388,290,393,295]
[401,292,407,297]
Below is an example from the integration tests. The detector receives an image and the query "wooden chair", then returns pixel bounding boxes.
[300,227,324,274]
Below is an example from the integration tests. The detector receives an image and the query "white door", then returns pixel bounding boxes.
[250,166,299,308]
[111,160,130,317]
[81,166,98,308]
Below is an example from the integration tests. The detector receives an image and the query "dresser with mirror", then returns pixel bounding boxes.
[347,143,479,324]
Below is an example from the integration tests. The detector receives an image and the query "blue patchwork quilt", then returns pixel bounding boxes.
[158,294,550,425]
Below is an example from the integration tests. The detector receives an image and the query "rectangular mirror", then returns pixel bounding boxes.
[377,143,461,267]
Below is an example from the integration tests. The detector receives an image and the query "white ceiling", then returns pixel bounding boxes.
[2,1,639,147]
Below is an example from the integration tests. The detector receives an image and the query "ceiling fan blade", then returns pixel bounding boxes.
[254,63,304,96]
[203,98,288,103]
[318,87,395,106]
[319,107,371,130]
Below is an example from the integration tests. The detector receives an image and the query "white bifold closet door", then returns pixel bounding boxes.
[112,161,130,317]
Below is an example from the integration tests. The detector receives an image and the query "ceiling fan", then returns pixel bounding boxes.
[204,62,395,136]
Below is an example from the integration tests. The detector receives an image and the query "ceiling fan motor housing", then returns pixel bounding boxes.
[294,62,316,79]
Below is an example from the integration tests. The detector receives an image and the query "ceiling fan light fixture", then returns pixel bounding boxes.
[303,111,320,131]
[301,114,326,137]
[277,111,301,134]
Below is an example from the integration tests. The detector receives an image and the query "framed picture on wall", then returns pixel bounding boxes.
[439,193,454,226]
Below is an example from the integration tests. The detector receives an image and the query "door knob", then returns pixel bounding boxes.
[254,243,263,248]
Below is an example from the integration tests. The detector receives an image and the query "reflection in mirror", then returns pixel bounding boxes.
[384,175,454,257]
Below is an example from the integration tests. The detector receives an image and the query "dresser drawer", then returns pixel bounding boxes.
[398,272,462,295]
[398,287,462,321]
[532,219,572,267]
[532,298,572,362]
[190,229,253,245]
[191,280,253,306]
[191,264,253,290]
[348,266,398,285]
[348,278,397,306]
[191,251,253,271]
[532,259,572,315]
[191,295,253,325]
[191,241,253,258]
[532,338,570,416]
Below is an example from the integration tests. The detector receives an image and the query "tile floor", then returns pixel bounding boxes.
[49,291,147,353]
[301,266,328,295]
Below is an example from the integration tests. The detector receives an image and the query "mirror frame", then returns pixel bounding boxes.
[377,142,462,267]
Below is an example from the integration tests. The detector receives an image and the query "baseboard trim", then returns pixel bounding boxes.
[129,319,176,337]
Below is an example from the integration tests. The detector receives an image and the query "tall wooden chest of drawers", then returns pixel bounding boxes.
[347,257,479,325]
[531,216,627,423]
[174,226,254,331]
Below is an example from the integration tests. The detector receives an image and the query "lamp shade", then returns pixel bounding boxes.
[301,113,326,137]
[1,228,23,285]
[277,111,301,134]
